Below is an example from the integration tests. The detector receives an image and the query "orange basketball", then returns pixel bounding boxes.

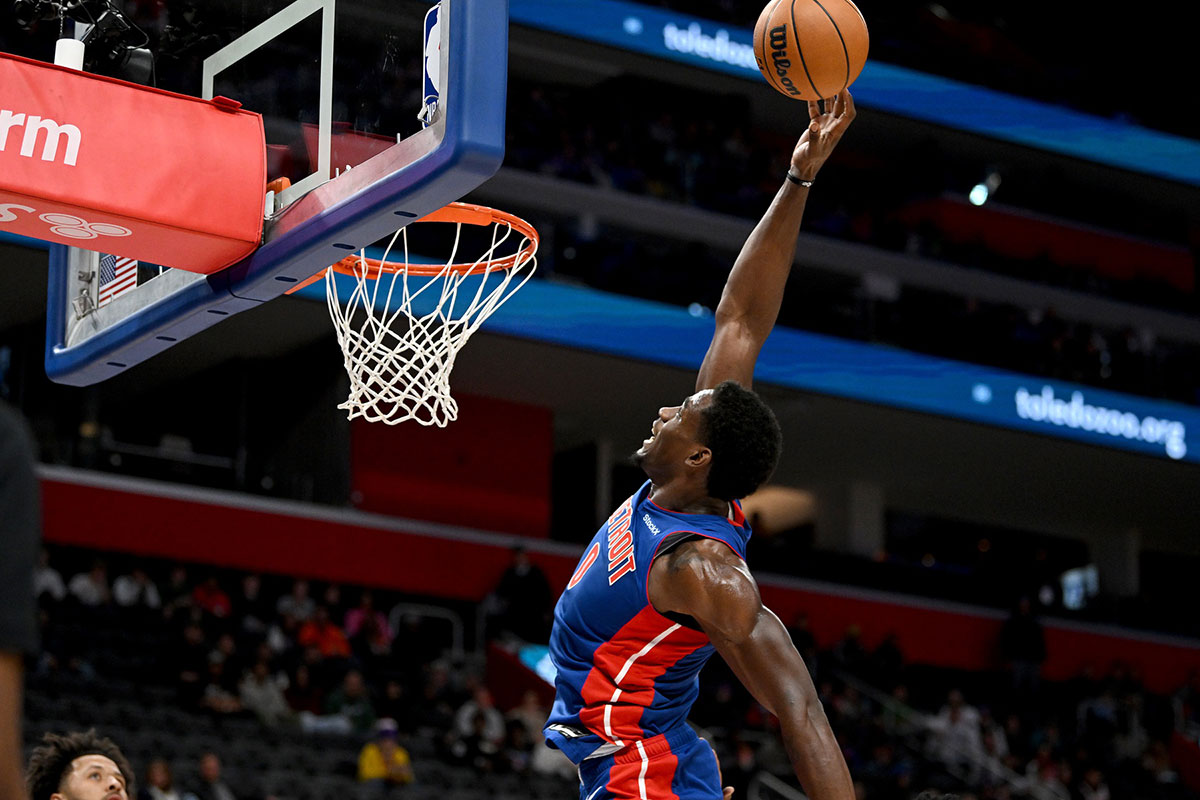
[753,0,869,101]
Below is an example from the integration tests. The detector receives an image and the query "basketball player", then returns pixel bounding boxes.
[1,402,40,800]
[26,730,134,800]
[545,92,857,799]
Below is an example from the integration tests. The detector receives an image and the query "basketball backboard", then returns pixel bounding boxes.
[30,0,508,385]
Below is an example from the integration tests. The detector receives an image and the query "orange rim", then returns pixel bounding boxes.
[337,201,537,278]
[285,202,538,294]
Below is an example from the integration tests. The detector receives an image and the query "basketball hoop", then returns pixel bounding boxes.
[318,201,537,426]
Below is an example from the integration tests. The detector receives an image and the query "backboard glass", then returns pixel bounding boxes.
[28,0,508,385]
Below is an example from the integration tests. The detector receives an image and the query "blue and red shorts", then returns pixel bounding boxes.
[577,726,722,800]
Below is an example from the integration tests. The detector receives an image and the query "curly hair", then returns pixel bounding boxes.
[698,381,782,500]
[27,730,135,800]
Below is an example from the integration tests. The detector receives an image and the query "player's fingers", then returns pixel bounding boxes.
[724,787,735,799]
[842,89,856,119]
[807,99,820,121]
[832,90,846,116]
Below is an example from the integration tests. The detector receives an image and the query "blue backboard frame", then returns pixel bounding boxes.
[45,0,508,386]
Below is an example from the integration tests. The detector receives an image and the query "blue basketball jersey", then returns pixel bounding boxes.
[544,480,751,764]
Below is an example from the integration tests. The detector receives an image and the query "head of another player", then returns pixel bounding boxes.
[634,380,782,501]
[27,730,134,800]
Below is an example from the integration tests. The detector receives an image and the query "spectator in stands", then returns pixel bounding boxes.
[357,718,414,796]
[68,560,111,608]
[454,687,505,747]
[113,567,162,612]
[505,689,547,743]
[140,758,193,800]
[161,566,193,623]
[832,623,868,676]
[234,574,272,638]
[171,622,209,707]
[284,664,324,715]
[192,576,232,620]
[321,582,346,620]
[1172,668,1200,732]
[449,710,502,774]
[300,668,376,736]
[26,730,135,800]
[722,741,760,800]
[189,753,236,800]
[377,680,415,734]
[209,633,242,681]
[265,611,301,662]
[297,605,351,660]
[489,546,552,643]
[33,549,66,608]
[502,717,533,775]
[1000,596,1047,702]
[328,668,377,734]
[276,579,315,622]
[239,659,293,728]
[345,590,392,659]
[1,402,39,800]
[199,658,242,716]
[926,689,982,770]
[1079,766,1111,800]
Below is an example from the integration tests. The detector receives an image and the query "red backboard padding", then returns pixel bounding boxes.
[351,394,553,537]
[0,52,265,274]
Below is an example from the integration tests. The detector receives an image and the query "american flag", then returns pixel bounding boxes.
[98,254,138,306]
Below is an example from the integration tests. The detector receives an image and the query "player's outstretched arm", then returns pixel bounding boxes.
[696,90,855,392]
[649,539,854,800]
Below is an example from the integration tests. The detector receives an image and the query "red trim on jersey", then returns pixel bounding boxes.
[730,499,746,527]
[605,742,681,800]
[578,606,709,744]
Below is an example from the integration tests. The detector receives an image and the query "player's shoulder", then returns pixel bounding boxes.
[655,537,759,602]
[651,537,761,637]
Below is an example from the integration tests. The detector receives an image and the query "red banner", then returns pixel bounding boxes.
[0,52,265,274]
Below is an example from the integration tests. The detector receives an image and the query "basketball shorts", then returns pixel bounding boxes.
[577,725,722,800]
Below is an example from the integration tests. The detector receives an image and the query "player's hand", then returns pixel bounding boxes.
[790,89,855,181]
[724,786,735,799]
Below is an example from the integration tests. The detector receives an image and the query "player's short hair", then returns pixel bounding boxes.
[698,381,782,500]
[27,730,135,800]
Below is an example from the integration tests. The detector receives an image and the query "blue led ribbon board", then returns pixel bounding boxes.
[509,0,1200,187]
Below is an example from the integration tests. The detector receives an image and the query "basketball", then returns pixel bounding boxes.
[753,0,869,101]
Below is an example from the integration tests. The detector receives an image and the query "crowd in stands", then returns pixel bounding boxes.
[641,0,1195,141]
[691,608,1199,800]
[24,544,1200,800]
[4,3,1197,409]
[28,547,578,800]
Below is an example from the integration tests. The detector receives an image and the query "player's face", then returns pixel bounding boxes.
[634,390,713,468]
[54,755,128,800]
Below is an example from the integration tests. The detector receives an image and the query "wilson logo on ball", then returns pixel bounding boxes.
[768,26,802,97]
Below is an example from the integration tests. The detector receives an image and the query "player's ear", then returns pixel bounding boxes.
[686,445,712,469]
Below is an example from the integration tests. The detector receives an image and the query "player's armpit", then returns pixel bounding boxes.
[649,539,803,716]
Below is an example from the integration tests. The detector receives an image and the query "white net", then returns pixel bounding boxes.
[324,206,537,426]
